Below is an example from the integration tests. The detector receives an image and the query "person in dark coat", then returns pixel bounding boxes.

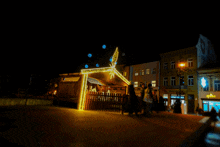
[128,84,139,116]
[173,99,181,113]
[159,96,165,111]
[211,107,218,125]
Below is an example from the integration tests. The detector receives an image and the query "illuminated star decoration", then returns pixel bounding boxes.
[201,77,206,88]
[109,47,119,79]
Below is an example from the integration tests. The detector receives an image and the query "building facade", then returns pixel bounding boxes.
[197,67,220,113]
[159,34,217,114]
[118,61,160,99]
[160,47,198,113]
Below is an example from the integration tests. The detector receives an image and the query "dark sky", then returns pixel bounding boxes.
[2,8,220,78]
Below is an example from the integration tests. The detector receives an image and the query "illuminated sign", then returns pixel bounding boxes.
[201,77,206,88]
[206,93,216,98]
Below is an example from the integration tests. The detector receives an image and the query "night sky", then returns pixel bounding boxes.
[2,7,220,79]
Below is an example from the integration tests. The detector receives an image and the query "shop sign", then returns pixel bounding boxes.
[206,93,216,98]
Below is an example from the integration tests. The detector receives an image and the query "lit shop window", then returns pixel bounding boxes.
[151,81,156,87]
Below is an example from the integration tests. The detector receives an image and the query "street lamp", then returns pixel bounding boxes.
[174,62,186,113]
[178,62,185,98]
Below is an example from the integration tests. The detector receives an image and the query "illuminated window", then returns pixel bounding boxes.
[135,72,138,76]
[146,69,150,74]
[123,72,127,77]
[214,80,220,91]
[188,58,193,67]
[141,70,144,75]
[151,81,156,87]
[171,77,175,86]
[188,75,194,86]
[164,77,168,86]
[164,63,168,69]
[171,61,175,69]
[134,82,138,87]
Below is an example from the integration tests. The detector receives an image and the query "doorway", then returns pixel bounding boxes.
[188,95,195,113]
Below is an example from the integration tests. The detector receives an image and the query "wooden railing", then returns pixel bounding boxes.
[84,92,128,112]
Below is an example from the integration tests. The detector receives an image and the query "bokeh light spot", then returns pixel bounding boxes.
[102,44,106,49]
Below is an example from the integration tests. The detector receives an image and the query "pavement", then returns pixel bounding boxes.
[0,106,211,147]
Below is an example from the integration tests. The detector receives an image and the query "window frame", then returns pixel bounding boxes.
[151,68,156,74]
[188,75,194,86]
[164,77,168,86]
[171,76,176,86]
[170,61,175,69]
[214,80,220,91]
[164,62,168,69]
[188,58,193,67]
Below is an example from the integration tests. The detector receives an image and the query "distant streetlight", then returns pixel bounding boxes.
[179,62,185,68]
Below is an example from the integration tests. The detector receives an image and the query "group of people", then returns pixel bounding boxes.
[128,83,158,117]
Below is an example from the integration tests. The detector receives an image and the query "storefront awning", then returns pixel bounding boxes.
[87,77,104,86]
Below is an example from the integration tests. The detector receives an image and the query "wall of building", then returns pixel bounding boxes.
[198,68,220,112]
[128,61,160,98]
[196,34,217,68]
[160,47,198,113]
[57,73,82,103]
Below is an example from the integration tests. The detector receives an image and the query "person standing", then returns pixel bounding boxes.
[211,106,218,130]
[128,84,139,116]
[140,83,146,115]
[143,83,153,117]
